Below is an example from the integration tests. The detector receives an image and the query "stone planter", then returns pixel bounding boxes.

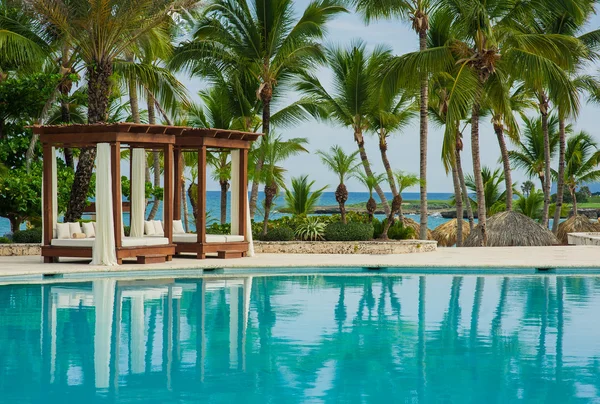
[0,243,41,256]
[254,240,437,255]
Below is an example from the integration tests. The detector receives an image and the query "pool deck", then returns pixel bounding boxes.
[0,245,598,278]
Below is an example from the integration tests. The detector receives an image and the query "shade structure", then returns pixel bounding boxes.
[557,215,600,245]
[464,211,558,247]
[432,219,471,247]
[401,217,433,240]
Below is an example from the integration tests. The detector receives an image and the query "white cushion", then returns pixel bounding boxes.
[225,235,245,242]
[173,234,197,243]
[172,234,245,244]
[56,223,71,239]
[144,221,156,236]
[207,235,227,243]
[69,222,82,238]
[153,220,164,236]
[82,222,95,238]
[122,237,169,247]
[173,220,185,234]
[51,238,94,247]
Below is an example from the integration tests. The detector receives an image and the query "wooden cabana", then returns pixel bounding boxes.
[36,123,180,265]
[173,128,262,259]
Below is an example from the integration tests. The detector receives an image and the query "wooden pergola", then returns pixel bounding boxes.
[173,128,262,259]
[35,123,180,264]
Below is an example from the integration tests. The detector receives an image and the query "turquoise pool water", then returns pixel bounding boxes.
[1,274,599,402]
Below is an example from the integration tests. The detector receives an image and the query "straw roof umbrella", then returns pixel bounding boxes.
[432,219,471,247]
[401,217,433,240]
[556,215,600,245]
[464,211,558,247]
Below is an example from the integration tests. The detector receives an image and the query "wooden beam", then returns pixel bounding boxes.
[239,148,248,239]
[112,142,122,249]
[197,146,207,247]
[173,148,182,220]
[164,144,174,244]
[42,145,53,247]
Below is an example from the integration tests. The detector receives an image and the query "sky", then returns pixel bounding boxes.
[179,2,600,193]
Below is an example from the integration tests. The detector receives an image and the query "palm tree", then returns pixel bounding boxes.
[515,186,545,221]
[465,167,508,217]
[394,171,420,220]
[354,0,439,241]
[26,0,199,222]
[316,146,360,224]
[170,0,346,218]
[208,152,231,224]
[354,172,386,222]
[563,132,600,216]
[509,116,562,190]
[296,41,391,216]
[259,135,309,236]
[283,175,326,216]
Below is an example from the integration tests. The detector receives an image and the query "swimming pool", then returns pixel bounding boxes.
[1,273,599,402]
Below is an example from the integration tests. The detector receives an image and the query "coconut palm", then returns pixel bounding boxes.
[465,167,509,217]
[563,131,600,216]
[208,152,231,224]
[284,175,326,216]
[25,0,199,222]
[354,172,386,222]
[509,116,562,190]
[394,171,420,220]
[170,0,346,218]
[353,0,439,241]
[317,146,360,224]
[515,186,545,221]
[296,40,392,216]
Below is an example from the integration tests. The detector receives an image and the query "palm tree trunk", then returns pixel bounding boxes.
[128,55,141,124]
[182,176,189,233]
[356,129,390,216]
[570,186,577,217]
[540,94,551,228]
[220,180,228,224]
[471,87,487,246]
[451,153,463,247]
[61,92,74,169]
[250,80,273,218]
[379,133,398,197]
[65,60,112,221]
[552,118,567,233]
[147,92,161,220]
[262,182,276,236]
[494,124,513,211]
[335,183,348,224]
[418,29,429,241]
[456,142,474,230]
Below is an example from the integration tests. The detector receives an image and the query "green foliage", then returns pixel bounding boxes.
[0,73,61,124]
[516,187,545,220]
[295,216,326,241]
[12,228,42,243]
[123,226,130,237]
[284,175,326,215]
[263,226,295,242]
[0,236,11,244]
[373,218,415,240]
[206,222,231,235]
[120,176,158,201]
[324,222,374,241]
[316,145,360,184]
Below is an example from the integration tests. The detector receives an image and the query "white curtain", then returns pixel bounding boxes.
[91,143,118,266]
[130,148,146,238]
[230,150,240,235]
[41,147,58,241]
[93,279,116,389]
[130,295,145,374]
[246,193,254,257]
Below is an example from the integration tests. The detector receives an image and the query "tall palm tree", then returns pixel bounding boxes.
[283,175,326,216]
[509,116,562,190]
[563,131,600,216]
[465,167,509,217]
[296,41,391,216]
[207,151,231,224]
[394,171,420,220]
[354,171,386,222]
[354,0,439,240]
[170,0,346,218]
[317,145,360,224]
[26,0,199,222]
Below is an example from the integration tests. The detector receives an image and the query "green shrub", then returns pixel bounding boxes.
[263,226,295,241]
[0,236,11,244]
[295,216,326,241]
[12,228,42,243]
[324,222,373,241]
[373,219,415,240]
[207,222,231,235]
[123,226,130,237]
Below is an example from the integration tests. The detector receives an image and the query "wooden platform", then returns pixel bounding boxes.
[41,244,176,264]
[175,241,249,260]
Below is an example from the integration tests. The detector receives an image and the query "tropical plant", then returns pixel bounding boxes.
[563,131,600,215]
[208,151,231,224]
[465,167,508,217]
[515,187,545,220]
[354,171,386,222]
[284,175,326,216]
[170,0,347,217]
[295,216,326,241]
[394,171,420,219]
[296,40,391,217]
[316,145,360,224]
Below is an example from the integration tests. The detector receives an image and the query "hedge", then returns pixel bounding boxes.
[0,236,11,244]
[12,228,42,243]
[263,226,295,241]
[324,222,374,241]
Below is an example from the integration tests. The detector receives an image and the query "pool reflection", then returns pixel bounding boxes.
[2,275,600,403]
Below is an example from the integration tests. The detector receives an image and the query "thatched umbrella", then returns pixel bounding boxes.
[401,217,433,240]
[556,215,600,245]
[432,219,471,247]
[464,211,558,247]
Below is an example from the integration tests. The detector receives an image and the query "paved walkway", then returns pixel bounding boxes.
[0,246,598,279]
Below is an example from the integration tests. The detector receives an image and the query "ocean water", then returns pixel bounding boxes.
[0,191,454,236]
[1,273,599,403]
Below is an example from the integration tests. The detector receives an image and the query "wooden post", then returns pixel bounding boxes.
[239,148,248,239]
[173,147,182,221]
[197,146,207,256]
[129,146,133,227]
[164,144,174,244]
[42,144,53,248]
[112,142,122,251]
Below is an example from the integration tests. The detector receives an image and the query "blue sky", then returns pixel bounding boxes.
[181,2,600,193]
